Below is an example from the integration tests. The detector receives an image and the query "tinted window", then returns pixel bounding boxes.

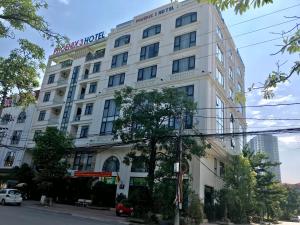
[143,24,161,38]
[176,12,197,28]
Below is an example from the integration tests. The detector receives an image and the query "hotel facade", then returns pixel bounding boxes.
[1,0,246,203]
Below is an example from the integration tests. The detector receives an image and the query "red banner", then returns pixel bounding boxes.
[74,171,112,177]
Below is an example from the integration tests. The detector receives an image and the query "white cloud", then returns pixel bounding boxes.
[58,0,70,4]
[258,94,295,105]
[279,135,300,145]
[261,120,277,127]
[251,110,261,115]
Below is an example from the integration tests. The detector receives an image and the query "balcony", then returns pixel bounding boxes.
[57,79,68,86]
[48,118,59,125]
[74,115,81,121]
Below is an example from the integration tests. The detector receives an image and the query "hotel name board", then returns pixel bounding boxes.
[53,31,105,55]
[135,5,174,23]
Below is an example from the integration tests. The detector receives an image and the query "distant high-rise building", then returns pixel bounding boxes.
[249,134,281,182]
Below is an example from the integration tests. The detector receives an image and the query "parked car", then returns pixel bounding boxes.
[0,189,23,206]
[116,199,134,216]
[291,216,300,222]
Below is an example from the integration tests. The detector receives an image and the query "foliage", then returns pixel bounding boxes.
[91,181,116,207]
[186,193,204,225]
[281,186,300,220]
[0,0,66,45]
[0,39,42,107]
[223,155,256,223]
[128,187,152,218]
[153,179,176,220]
[113,87,210,210]
[200,0,299,98]
[33,127,73,196]
[243,150,287,221]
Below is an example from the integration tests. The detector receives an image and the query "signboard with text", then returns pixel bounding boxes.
[53,31,105,55]
[74,171,112,177]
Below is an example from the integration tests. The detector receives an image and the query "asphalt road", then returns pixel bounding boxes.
[0,205,128,225]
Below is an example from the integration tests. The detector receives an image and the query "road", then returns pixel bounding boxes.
[0,205,129,225]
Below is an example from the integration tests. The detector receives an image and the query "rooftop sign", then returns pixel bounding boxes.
[53,31,105,55]
[135,5,174,23]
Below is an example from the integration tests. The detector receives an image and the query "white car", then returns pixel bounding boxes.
[0,189,23,206]
[291,216,300,222]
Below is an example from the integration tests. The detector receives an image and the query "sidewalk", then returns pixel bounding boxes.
[23,200,130,224]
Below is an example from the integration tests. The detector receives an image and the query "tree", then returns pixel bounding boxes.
[33,127,73,196]
[12,163,35,199]
[201,0,299,98]
[113,86,209,211]
[0,39,42,107]
[0,0,66,45]
[243,150,287,221]
[223,155,256,223]
[0,0,67,108]
[281,186,300,220]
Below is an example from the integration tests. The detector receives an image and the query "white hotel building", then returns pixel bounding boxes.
[3,0,246,203]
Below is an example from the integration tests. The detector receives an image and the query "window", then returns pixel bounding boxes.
[38,110,46,121]
[1,114,12,124]
[172,56,195,74]
[229,88,234,100]
[216,44,224,64]
[214,158,218,174]
[216,96,224,134]
[94,49,105,59]
[48,74,55,84]
[86,52,94,61]
[80,126,89,138]
[131,157,148,172]
[237,83,242,92]
[229,67,233,80]
[17,111,26,123]
[84,103,93,115]
[140,42,159,60]
[11,130,22,145]
[92,62,101,73]
[102,156,120,172]
[0,131,5,142]
[4,152,15,167]
[108,73,125,87]
[61,59,73,68]
[138,65,157,81]
[220,162,225,177]
[85,154,93,171]
[230,113,234,133]
[73,153,94,171]
[216,26,223,40]
[43,92,51,102]
[168,85,194,129]
[114,34,130,47]
[174,31,196,51]
[33,130,42,141]
[229,49,233,61]
[143,24,161,38]
[176,12,197,28]
[237,67,242,77]
[215,68,224,87]
[89,82,97,94]
[100,99,120,135]
[111,52,128,68]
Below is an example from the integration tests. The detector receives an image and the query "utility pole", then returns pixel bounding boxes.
[174,113,184,225]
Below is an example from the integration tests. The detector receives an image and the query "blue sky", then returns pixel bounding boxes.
[1,0,299,183]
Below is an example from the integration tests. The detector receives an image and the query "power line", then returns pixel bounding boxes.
[196,102,300,110]
[229,3,300,27]
[194,115,300,121]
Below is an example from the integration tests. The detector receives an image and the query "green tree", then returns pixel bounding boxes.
[33,127,73,196]
[243,150,287,221]
[281,186,300,219]
[0,0,65,45]
[223,155,256,223]
[113,87,209,211]
[200,0,299,98]
[0,39,42,107]
[0,0,67,108]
